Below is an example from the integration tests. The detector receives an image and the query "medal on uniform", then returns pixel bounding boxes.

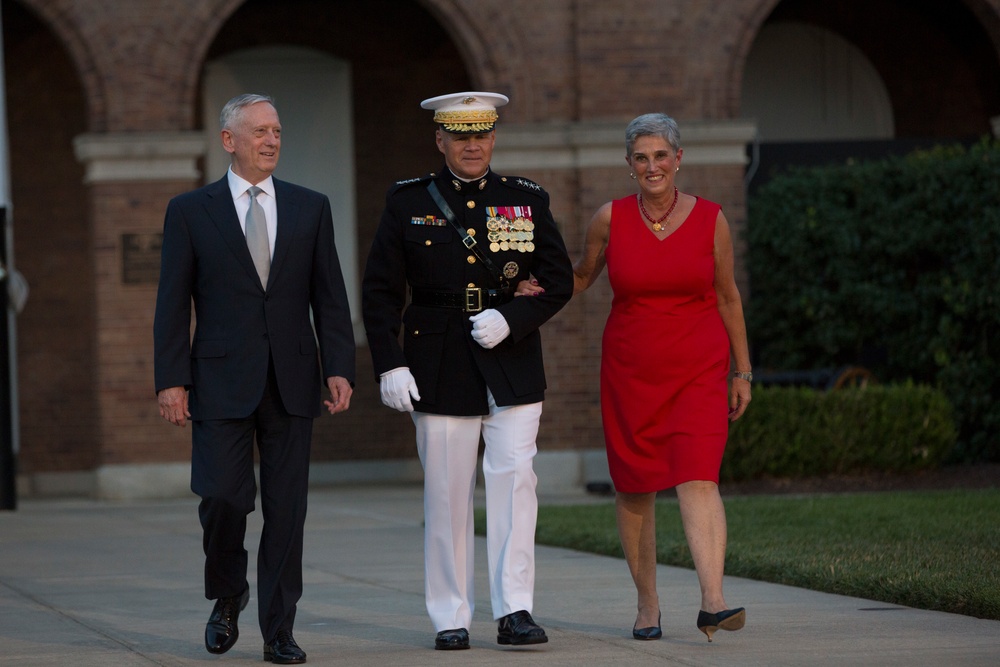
[485,206,534,253]
[503,261,519,278]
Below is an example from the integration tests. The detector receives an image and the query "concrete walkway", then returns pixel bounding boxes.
[1,484,997,666]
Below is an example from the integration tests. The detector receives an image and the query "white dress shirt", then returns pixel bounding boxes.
[227,168,277,259]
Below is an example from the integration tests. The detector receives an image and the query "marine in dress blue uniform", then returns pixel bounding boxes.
[362,92,573,650]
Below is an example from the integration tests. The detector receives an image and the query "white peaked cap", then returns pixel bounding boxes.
[420,91,509,133]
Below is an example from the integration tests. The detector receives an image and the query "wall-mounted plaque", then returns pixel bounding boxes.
[122,233,163,285]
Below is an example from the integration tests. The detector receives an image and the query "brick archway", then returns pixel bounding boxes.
[3,1,96,481]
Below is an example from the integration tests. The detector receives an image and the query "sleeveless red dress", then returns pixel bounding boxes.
[601,195,731,493]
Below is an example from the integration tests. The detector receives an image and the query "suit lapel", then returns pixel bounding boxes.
[202,176,263,289]
[270,178,300,287]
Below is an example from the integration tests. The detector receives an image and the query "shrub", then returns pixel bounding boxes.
[722,385,955,482]
[747,139,1000,461]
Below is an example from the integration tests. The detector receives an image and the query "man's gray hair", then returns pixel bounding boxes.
[625,113,681,156]
[220,93,276,130]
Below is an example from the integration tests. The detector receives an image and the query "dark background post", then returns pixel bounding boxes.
[0,4,14,511]
[0,206,14,510]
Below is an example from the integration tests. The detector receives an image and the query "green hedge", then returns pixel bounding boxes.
[747,139,1000,462]
[722,385,955,482]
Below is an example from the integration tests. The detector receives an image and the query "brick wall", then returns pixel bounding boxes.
[89,180,194,465]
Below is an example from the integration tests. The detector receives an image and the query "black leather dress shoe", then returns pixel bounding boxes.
[434,628,470,650]
[497,610,548,645]
[204,585,249,654]
[264,629,307,664]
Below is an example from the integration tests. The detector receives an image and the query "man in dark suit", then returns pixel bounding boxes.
[362,92,573,650]
[154,93,355,665]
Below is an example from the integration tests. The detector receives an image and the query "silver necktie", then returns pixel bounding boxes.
[245,186,270,287]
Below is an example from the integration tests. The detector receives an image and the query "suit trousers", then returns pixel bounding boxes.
[192,361,313,644]
[412,391,543,631]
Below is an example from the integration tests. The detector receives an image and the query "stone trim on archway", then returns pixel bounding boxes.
[72,133,206,183]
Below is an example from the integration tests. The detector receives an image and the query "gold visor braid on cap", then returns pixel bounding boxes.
[421,91,508,133]
[434,109,499,133]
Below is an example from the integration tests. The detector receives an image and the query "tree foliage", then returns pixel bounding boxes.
[747,139,1000,462]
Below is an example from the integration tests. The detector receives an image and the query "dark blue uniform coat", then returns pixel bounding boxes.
[362,168,573,416]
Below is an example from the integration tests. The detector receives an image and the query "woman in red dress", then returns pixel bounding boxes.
[523,113,751,641]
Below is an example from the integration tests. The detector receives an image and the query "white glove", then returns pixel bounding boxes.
[379,367,421,412]
[469,309,511,349]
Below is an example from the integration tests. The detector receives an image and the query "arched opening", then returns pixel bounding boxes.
[3,0,97,485]
[742,0,1000,189]
[203,46,360,339]
[742,22,894,142]
[202,0,472,463]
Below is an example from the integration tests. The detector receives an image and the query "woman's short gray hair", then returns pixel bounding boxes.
[220,93,276,130]
[625,113,681,156]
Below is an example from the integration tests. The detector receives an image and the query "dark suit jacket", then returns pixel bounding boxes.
[154,175,355,420]
[362,168,573,416]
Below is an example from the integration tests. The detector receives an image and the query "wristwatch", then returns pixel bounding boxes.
[733,371,753,382]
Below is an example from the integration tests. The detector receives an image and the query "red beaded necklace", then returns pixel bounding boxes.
[638,187,679,232]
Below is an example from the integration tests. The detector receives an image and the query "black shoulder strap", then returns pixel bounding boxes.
[427,181,509,290]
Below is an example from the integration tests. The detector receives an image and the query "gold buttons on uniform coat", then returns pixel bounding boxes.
[466,228,476,236]
[466,201,476,209]
[467,255,476,264]
[424,240,432,246]
[468,283,476,288]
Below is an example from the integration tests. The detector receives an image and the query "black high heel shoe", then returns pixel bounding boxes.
[696,607,745,642]
[632,612,662,640]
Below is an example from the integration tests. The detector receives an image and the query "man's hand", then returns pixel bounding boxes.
[157,386,190,427]
[379,367,421,412]
[324,376,353,414]
[469,309,510,349]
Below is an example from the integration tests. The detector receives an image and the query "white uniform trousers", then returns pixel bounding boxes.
[412,391,543,632]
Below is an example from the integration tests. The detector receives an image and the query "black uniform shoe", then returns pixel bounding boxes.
[263,629,307,664]
[205,585,250,654]
[434,628,470,650]
[497,610,548,645]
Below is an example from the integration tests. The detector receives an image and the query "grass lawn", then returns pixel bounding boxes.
[518,489,1000,621]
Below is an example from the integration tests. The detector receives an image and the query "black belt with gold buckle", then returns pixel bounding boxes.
[411,287,509,313]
